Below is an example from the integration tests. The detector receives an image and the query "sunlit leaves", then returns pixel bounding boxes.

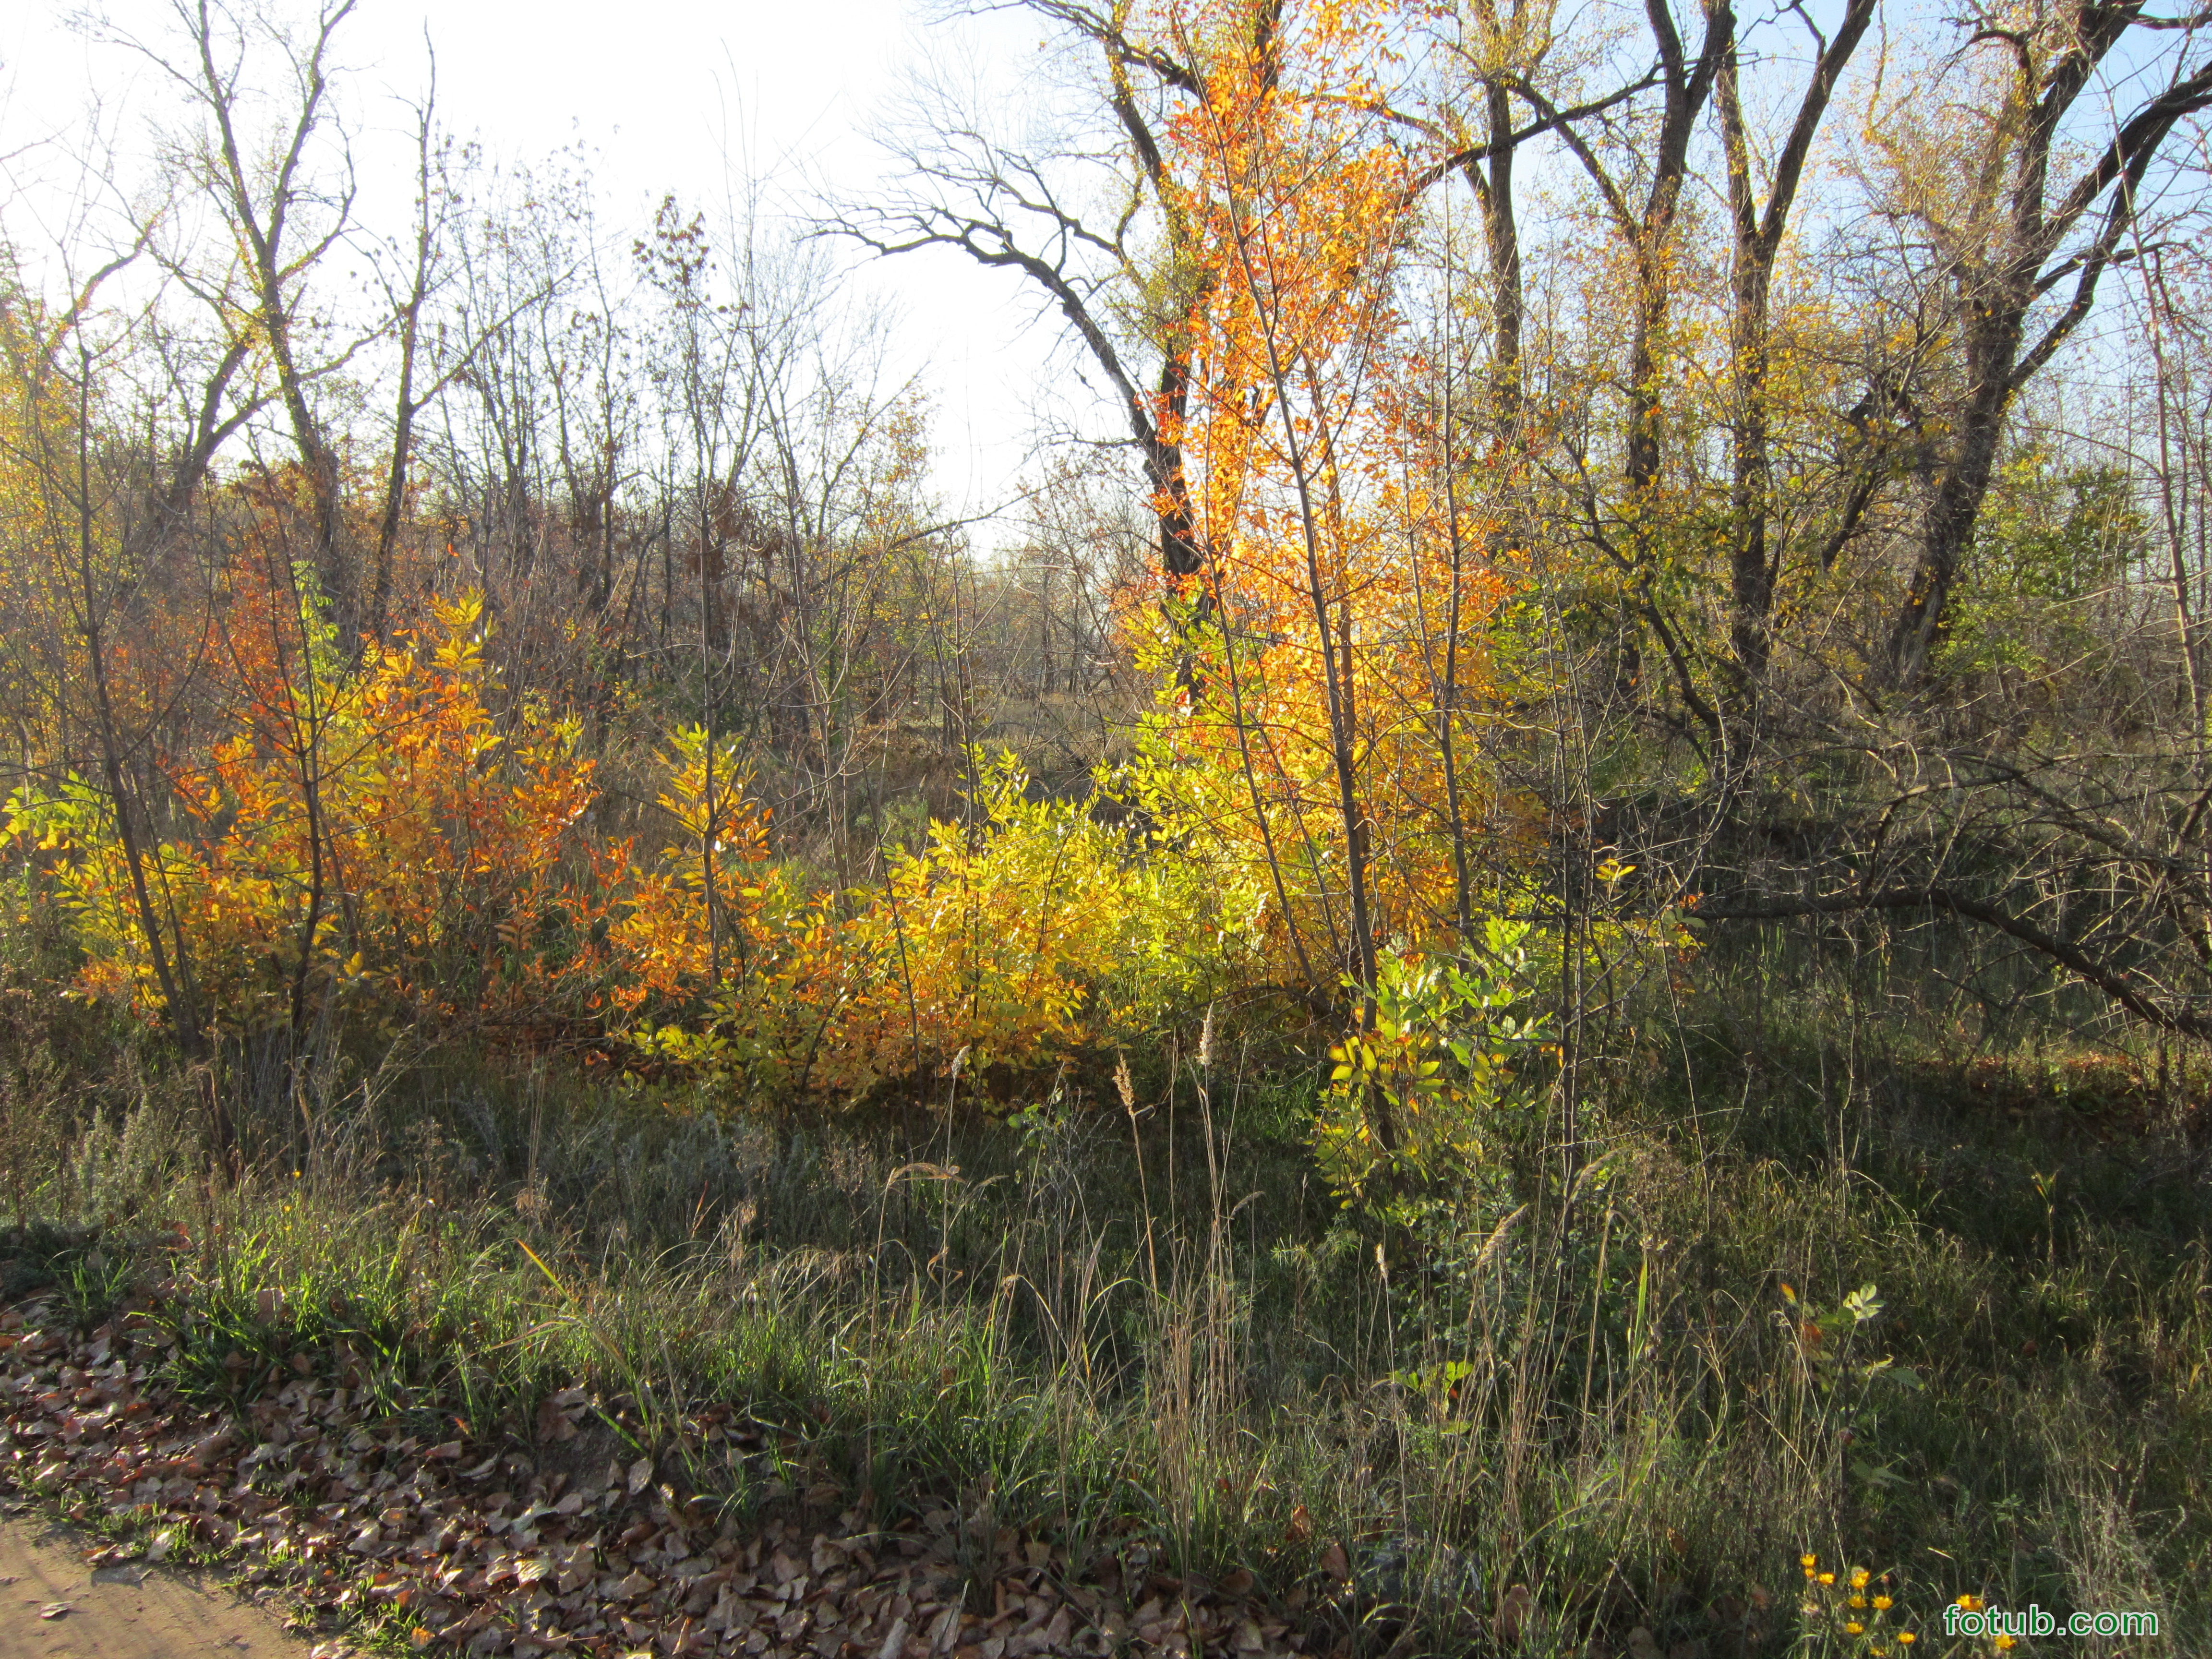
[1312,924,1548,1207]
[12,573,610,1038]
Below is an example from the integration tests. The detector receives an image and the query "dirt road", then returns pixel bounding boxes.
[0,1517,309,1659]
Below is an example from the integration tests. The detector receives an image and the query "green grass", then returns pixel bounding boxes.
[0,946,2206,1658]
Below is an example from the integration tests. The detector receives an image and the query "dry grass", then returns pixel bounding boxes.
[0,947,2206,1658]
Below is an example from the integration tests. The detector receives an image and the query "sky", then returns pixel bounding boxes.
[2,0,2173,539]
[0,0,1085,543]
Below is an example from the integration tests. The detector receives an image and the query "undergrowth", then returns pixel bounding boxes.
[0,956,2206,1659]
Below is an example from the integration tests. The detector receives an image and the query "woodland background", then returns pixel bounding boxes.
[3,0,2212,1653]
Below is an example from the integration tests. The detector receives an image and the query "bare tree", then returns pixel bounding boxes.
[101,0,369,628]
[830,5,1230,586]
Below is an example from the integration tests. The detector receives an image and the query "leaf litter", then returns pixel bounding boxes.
[0,1292,1319,1657]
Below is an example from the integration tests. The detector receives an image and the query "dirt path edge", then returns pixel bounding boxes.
[0,1514,312,1659]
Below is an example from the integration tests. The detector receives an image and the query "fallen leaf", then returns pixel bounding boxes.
[39,1601,71,1620]
[626,1456,654,1495]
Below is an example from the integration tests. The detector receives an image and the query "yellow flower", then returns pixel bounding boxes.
[1851,1596,1868,1609]
[1994,1636,2016,1652]
[1803,1554,1819,1569]
[1852,1569,1871,1589]
[1846,1623,1865,1635]
[1874,1596,1893,1611]
[1819,1573,1837,1586]
[1897,1634,1916,1647]
[1956,1595,1983,1612]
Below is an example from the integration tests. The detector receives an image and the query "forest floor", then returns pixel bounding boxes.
[0,1285,1315,1659]
[1,1022,2203,1656]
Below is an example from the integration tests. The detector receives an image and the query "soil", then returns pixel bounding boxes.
[0,1515,309,1659]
